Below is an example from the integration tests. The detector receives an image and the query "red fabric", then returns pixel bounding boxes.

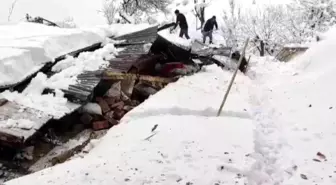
[161,63,185,76]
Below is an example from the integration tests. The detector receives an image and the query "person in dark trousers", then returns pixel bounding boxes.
[202,16,218,44]
[171,9,190,39]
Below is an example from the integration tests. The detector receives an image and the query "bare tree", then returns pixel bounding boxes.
[121,0,170,23]
[8,0,19,21]
[100,0,120,24]
[101,0,170,24]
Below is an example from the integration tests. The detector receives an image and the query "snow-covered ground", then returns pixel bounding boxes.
[2,8,336,185]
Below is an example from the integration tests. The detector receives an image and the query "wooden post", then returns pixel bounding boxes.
[217,38,249,117]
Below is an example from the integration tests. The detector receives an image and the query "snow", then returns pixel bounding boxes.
[158,29,193,49]
[80,103,103,116]
[0,22,103,87]
[0,119,35,130]
[5,65,256,185]
[6,21,336,184]
[48,43,118,90]
[2,1,336,184]
[0,21,152,131]
[0,22,149,87]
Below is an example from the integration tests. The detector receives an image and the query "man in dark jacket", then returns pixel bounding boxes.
[202,16,218,44]
[171,10,190,39]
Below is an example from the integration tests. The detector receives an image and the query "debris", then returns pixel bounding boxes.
[123,105,134,112]
[113,109,126,120]
[105,97,116,106]
[0,99,8,107]
[92,120,111,131]
[309,104,312,108]
[134,84,158,99]
[121,91,131,101]
[29,130,92,172]
[111,101,125,109]
[26,14,59,27]
[96,98,111,114]
[105,82,122,99]
[80,113,93,125]
[144,132,158,141]
[15,146,34,161]
[317,152,326,160]
[300,174,308,180]
[121,78,136,97]
[313,159,321,162]
[104,111,118,126]
[151,124,158,132]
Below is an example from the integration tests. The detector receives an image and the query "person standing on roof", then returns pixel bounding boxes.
[171,9,190,39]
[202,16,218,44]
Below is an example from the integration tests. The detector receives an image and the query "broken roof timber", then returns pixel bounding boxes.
[0,100,53,147]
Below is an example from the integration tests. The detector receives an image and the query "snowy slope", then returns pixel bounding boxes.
[270,27,336,184]
[5,65,256,185]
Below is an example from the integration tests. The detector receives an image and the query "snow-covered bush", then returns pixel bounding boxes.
[220,0,336,56]
[100,0,122,24]
[57,17,77,28]
[102,0,171,24]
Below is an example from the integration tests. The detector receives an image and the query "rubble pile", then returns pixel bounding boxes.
[79,72,178,131]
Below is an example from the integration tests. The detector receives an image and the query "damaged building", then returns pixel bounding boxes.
[0,24,248,181]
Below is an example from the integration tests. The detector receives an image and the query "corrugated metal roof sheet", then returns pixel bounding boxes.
[114,26,158,45]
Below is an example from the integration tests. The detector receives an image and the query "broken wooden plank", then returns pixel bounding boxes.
[0,101,53,146]
[101,71,177,88]
[29,129,92,173]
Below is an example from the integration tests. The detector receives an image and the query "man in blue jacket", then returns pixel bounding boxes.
[202,16,218,44]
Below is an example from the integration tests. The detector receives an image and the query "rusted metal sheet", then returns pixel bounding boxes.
[0,100,53,147]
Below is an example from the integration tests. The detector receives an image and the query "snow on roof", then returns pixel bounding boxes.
[89,23,152,38]
[158,29,192,49]
[0,22,154,87]
[5,65,255,185]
